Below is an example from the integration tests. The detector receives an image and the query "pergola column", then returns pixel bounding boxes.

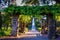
[47,14,56,39]
[11,15,18,36]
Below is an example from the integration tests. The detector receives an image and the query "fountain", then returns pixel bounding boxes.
[27,17,40,33]
[25,17,42,36]
[31,17,36,32]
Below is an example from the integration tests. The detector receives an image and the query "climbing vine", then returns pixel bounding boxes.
[4,4,60,16]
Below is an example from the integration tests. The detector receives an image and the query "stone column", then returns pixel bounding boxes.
[47,14,56,39]
[11,15,18,36]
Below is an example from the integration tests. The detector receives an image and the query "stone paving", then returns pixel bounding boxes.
[1,36,60,40]
[18,35,48,40]
[0,35,60,40]
[0,35,48,40]
[0,32,60,40]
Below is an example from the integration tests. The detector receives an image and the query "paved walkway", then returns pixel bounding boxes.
[0,35,48,40]
[0,32,60,40]
[1,35,60,40]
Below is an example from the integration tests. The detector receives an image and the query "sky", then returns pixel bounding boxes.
[0,0,56,8]
[16,0,56,6]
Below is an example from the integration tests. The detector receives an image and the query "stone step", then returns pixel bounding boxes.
[25,32,40,34]
[24,32,42,36]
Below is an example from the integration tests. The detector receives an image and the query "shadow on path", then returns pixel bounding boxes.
[0,35,60,40]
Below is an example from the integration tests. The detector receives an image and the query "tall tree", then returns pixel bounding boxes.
[20,15,31,33]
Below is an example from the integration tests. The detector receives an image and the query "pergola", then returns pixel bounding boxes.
[0,0,60,39]
[3,4,60,39]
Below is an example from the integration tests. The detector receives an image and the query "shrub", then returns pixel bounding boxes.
[0,27,12,36]
[25,28,28,32]
[0,30,5,36]
[56,27,60,34]
[38,28,42,32]
[4,27,12,35]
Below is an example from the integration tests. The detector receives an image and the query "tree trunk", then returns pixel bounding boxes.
[0,12,2,29]
[47,14,56,39]
[21,22,26,33]
[22,23,24,33]
[41,19,47,34]
[6,23,9,29]
[24,23,27,32]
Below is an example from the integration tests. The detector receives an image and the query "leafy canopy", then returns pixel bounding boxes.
[4,4,60,16]
[20,15,32,23]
